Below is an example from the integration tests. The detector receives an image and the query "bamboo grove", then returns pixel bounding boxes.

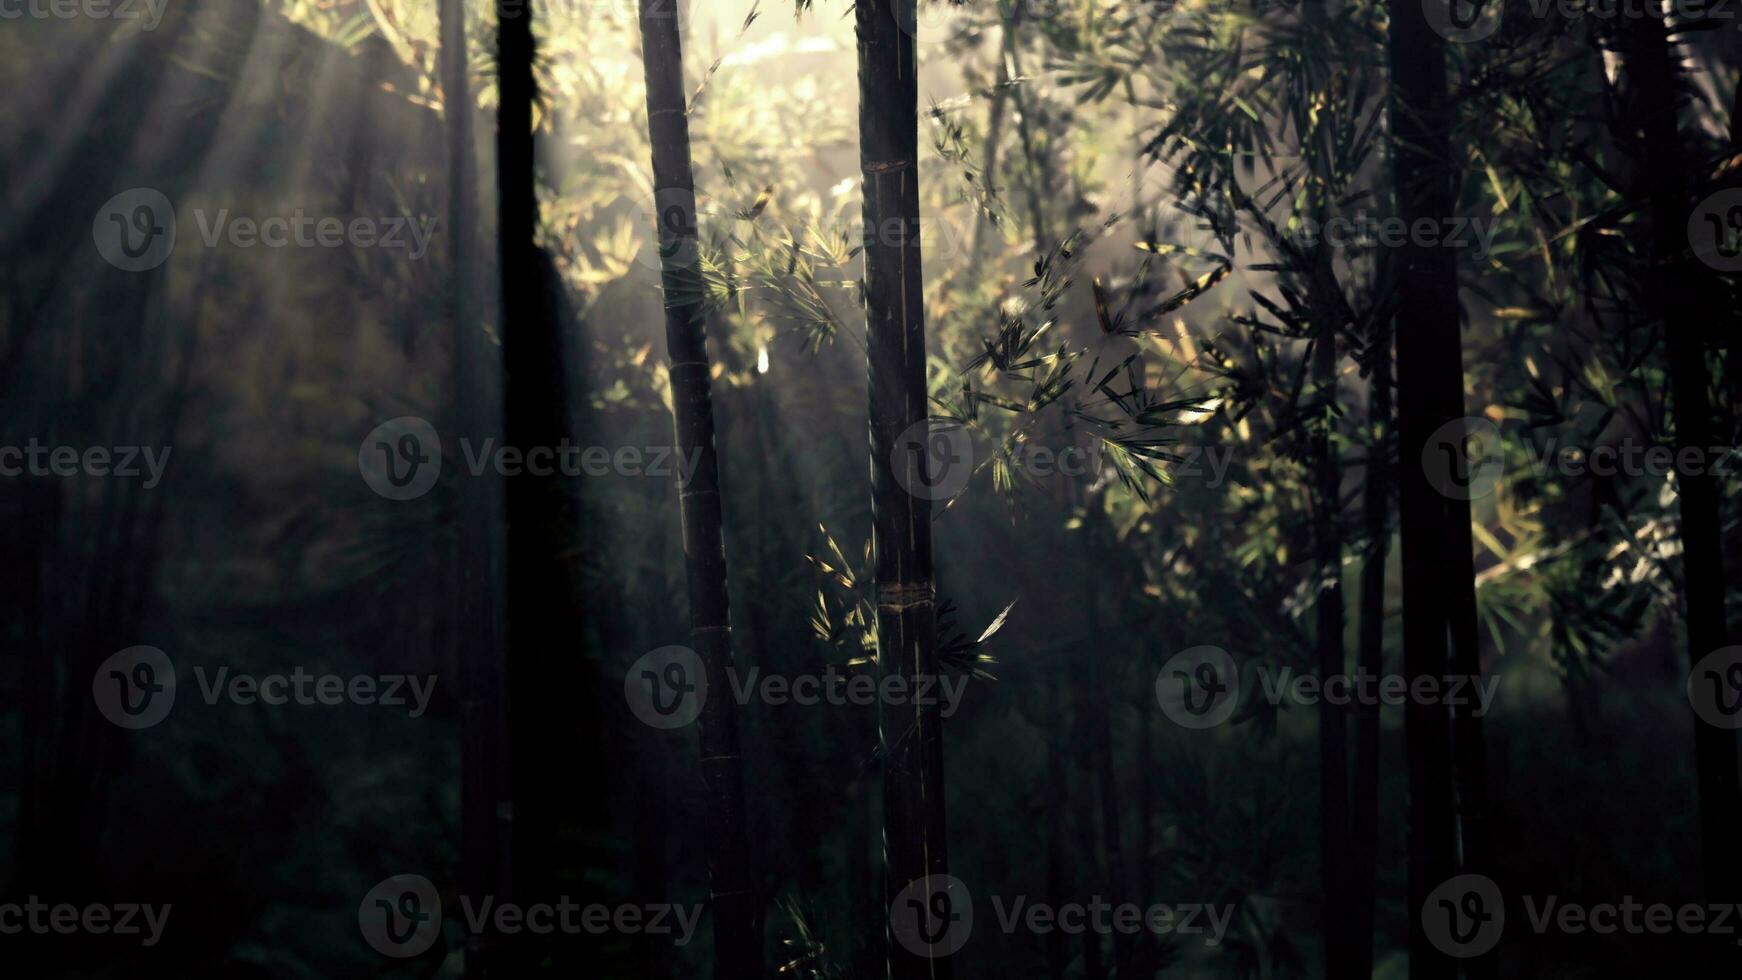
[0,0,1739,977]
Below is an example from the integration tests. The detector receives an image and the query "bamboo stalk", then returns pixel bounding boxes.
[856,3,952,977]
[636,2,762,976]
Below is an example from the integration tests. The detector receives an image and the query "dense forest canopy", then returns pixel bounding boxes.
[1,0,1739,977]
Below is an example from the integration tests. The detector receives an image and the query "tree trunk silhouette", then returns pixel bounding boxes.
[857,2,950,977]
[443,0,506,974]
[1083,490,1131,974]
[1300,5,1352,954]
[1618,5,1741,964]
[1387,1,1486,976]
[1072,641,1106,980]
[1046,655,1068,980]
[636,2,762,976]
[1310,256,1352,980]
[1350,311,1391,980]
[496,0,591,970]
